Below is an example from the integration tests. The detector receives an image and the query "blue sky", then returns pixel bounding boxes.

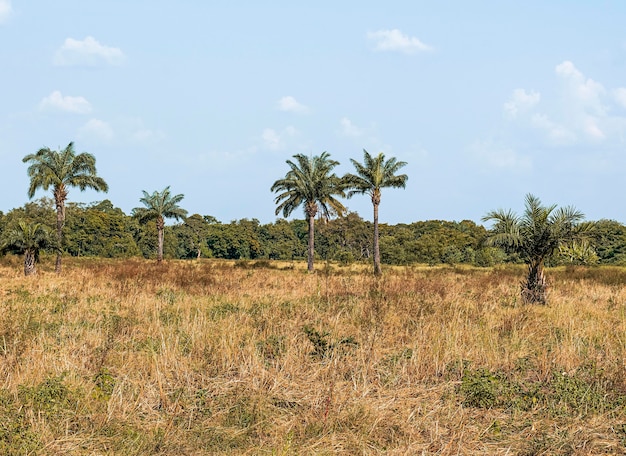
[1,1,626,225]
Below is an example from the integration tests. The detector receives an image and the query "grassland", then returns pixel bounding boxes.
[1,256,626,454]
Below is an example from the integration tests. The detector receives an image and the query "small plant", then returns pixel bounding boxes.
[0,390,41,454]
[302,325,358,360]
[459,368,504,408]
[0,220,51,276]
[256,335,285,361]
[93,368,116,401]
[18,374,80,420]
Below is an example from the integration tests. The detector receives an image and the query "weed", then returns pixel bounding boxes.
[18,374,79,419]
[256,334,285,361]
[93,368,116,401]
[207,301,240,320]
[156,287,178,305]
[459,368,506,408]
[302,325,358,360]
[0,390,41,455]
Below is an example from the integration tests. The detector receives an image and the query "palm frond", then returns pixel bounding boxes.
[271,152,345,219]
[132,186,187,222]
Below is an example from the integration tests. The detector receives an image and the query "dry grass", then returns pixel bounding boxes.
[1,257,626,454]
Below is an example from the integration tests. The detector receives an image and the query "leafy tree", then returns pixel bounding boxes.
[588,219,626,265]
[132,187,187,262]
[344,150,408,275]
[22,142,108,273]
[175,214,212,259]
[315,212,372,264]
[271,152,346,272]
[205,219,266,260]
[64,201,141,258]
[1,221,51,276]
[262,219,303,260]
[482,194,592,304]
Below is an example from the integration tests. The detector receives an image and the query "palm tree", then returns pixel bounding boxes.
[271,152,346,272]
[132,186,187,262]
[1,221,51,276]
[22,142,108,273]
[344,150,408,275]
[482,194,592,304]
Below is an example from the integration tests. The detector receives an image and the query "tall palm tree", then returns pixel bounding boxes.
[271,152,346,272]
[482,194,592,304]
[344,150,408,275]
[132,186,187,262]
[1,221,51,276]
[23,142,108,273]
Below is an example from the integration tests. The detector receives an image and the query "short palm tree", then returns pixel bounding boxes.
[23,142,108,273]
[482,194,592,304]
[132,186,187,262]
[1,221,51,276]
[344,150,408,275]
[271,152,347,272]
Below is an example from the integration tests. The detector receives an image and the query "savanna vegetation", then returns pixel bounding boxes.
[1,258,626,454]
[3,144,626,453]
[4,196,625,271]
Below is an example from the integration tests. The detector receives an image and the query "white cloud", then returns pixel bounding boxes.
[470,140,531,170]
[614,88,626,108]
[0,0,12,23]
[277,96,309,114]
[503,89,540,118]
[261,126,297,151]
[54,36,125,67]
[502,61,626,146]
[39,90,92,114]
[530,113,577,145]
[555,60,606,115]
[262,128,281,150]
[367,29,433,54]
[339,117,363,137]
[78,119,114,141]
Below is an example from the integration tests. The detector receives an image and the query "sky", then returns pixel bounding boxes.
[1,1,626,225]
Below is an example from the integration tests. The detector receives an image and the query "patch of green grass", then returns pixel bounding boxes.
[459,364,626,417]
[0,390,41,455]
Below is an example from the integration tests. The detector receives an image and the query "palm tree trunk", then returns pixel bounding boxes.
[157,216,165,263]
[522,260,547,304]
[305,201,317,272]
[24,250,36,276]
[54,189,66,274]
[373,202,381,275]
[372,190,382,276]
[307,214,315,272]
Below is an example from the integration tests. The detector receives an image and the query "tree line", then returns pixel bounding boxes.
[2,194,626,267]
[3,142,626,305]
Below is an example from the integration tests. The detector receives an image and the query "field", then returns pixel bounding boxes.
[1,257,626,455]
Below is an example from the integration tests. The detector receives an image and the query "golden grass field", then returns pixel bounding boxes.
[1,256,626,455]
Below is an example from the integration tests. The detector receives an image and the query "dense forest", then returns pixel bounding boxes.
[2,197,626,267]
